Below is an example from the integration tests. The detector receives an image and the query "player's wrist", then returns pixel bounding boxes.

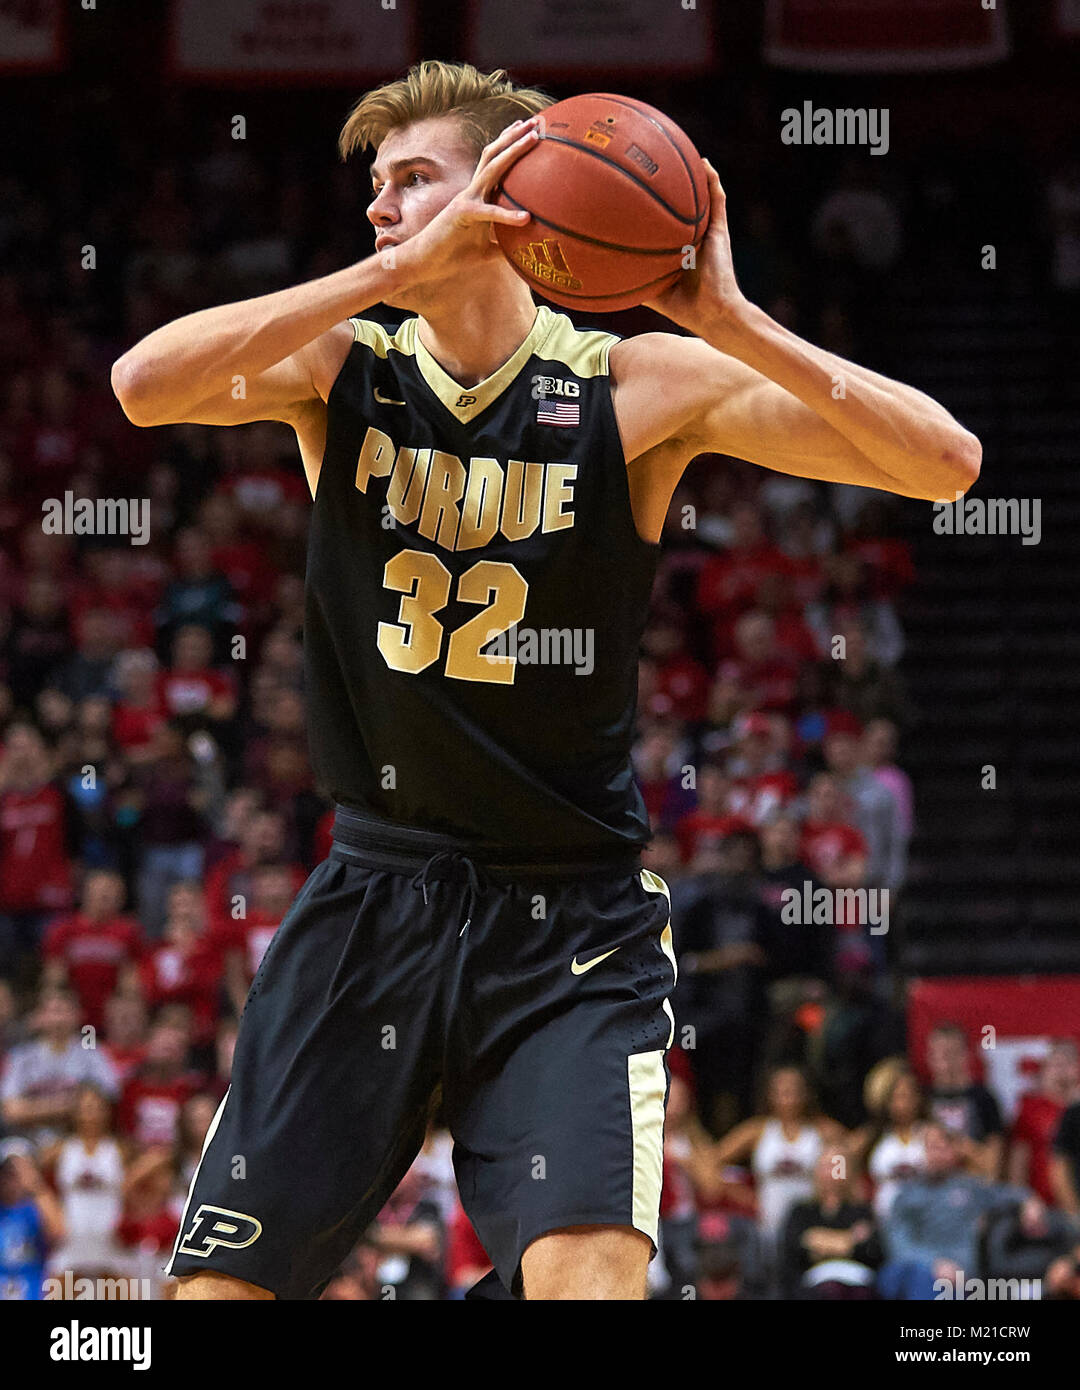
[360,243,416,303]
[691,290,756,349]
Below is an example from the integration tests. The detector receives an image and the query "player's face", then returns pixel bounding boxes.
[368,116,478,254]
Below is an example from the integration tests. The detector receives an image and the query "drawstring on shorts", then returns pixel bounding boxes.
[409,850,486,938]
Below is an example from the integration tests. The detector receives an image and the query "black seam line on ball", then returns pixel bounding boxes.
[499,190,692,256]
[531,134,702,228]
[592,94,704,225]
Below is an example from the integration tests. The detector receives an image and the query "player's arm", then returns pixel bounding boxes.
[110,268,386,430]
[109,119,540,431]
[619,162,981,502]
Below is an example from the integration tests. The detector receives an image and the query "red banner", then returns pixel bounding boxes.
[169,0,417,85]
[907,976,1080,1123]
[764,0,1010,72]
[464,0,715,77]
[0,0,64,73]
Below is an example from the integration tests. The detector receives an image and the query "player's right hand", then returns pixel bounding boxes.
[384,118,540,292]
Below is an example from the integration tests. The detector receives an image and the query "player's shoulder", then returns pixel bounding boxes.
[345,313,417,358]
[534,305,621,380]
[608,329,724,386]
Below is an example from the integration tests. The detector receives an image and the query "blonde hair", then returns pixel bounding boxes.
[338,59,554,163]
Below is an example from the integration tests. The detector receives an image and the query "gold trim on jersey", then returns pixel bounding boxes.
[347,306,620,425]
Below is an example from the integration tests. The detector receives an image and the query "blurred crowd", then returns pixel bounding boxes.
[2,72,1079,1298]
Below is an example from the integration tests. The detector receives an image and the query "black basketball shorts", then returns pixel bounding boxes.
[166,807,676,1299]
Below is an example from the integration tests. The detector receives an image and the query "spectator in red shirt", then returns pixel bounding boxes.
[843,498,916,602]
[675,759,753,865]
[1009,1041,1080,1207]
[631,722,696,830]
[222,862,298,1016]
[727,711,800,826]
[116,1020,203,1150]
[110,649,165,765]
[641,610,709,724]
[140,882,223,1053]
[69,546,156,652]
[0,722,74,979]
[204,807,302,936]
[799,774,869,886]
[708,612,800,724]
[198,491,279,631]
[41,869,145,1033]
[215,424,310,533]
[696,503,794,661]
[101,991,149,1086]
[776,501,831,609]
[156,624,236,725]
[754,572,822,667]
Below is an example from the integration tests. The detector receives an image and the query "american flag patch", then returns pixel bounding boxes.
[536,400,580,428]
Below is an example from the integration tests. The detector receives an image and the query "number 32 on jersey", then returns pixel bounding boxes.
[378,550,528,685]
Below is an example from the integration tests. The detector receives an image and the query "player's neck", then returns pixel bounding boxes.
[415,277,538,390]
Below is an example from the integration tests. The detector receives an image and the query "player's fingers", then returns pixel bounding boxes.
[703,158,726,204]
[475,115,541,173]
[472,124,541,195]
[462,200,531,227]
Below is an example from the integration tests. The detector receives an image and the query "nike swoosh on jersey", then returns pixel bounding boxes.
[374,387,406,405]
[570,946,621,975]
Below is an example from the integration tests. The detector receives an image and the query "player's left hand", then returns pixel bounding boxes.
[642,160,747,334]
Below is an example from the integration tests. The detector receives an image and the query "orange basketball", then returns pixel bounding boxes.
[494,93,709,313]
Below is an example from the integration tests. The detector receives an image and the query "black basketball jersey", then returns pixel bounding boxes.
[304,304,660,855]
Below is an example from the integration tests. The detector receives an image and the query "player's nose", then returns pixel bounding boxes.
[366,187,399,227]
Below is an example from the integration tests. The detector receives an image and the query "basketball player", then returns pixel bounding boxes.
[111,62,980,1301]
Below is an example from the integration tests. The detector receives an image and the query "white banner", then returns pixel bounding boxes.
[0,0,64,72]
[764,0,1010,73]
[465,0,714,75]
[170,0,416,84]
